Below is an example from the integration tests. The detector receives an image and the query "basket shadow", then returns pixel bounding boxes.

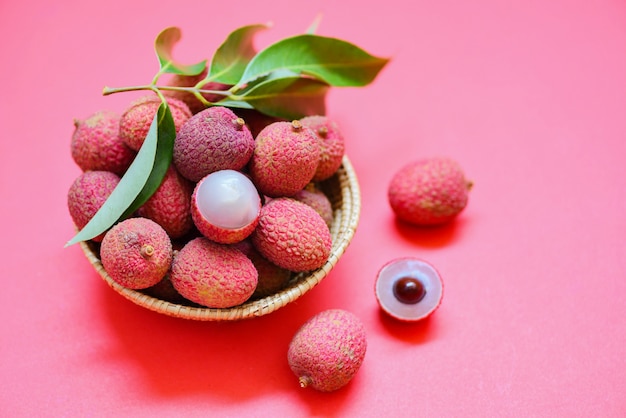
[98,280,324,401]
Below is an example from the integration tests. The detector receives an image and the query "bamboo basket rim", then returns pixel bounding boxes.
[79,155,361,321]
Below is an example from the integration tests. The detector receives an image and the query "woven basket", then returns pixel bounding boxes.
[79,155,361,321]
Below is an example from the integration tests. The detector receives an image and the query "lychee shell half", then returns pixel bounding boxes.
[288,309,367,392]
[169,237,258,308]
[388,157,472,226]
[100,217,173,290]
[251,198,332,272]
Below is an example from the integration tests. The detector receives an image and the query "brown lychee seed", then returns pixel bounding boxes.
[71,110,136,175]
[119,94,192,151]
[137,165,194,239]
[191,169,261,244]
[67,170,121,242]
[292,184,334,229]
[288,309,367,392]
[375,257,444,322]
[173,106,255,182]
[169,237,258,308]
[299,115,345,182]
[164,67,231,114]
[388,157,472,226]
[251,198,332,272]
[248,120,321,197]
[234,240,292,299]
[100,217,173,290]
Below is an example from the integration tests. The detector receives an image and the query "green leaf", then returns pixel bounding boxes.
[238,34,389,87]
[235,76,329,120]
[208,23,271,85]
[155,27,207,76]
[65,102,176,246]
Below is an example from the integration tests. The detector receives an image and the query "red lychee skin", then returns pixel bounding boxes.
[288,309,367,392]
[67,170,121,242]
[234,240,292,299]
[190,178,261,244]
[388,157,472,226]
[299,115,345,182]
[71,110,136,175]
[248,120,321,197]
[164,68,231,114]
[100,217,173,290]
[169,237,258,308]
[251,198,332,272]
[137,165,194,239]
[173,106,255,182]
[292,185,334,228]
[119,94,192,151]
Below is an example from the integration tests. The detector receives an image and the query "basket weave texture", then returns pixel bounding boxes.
[79,156,361,321]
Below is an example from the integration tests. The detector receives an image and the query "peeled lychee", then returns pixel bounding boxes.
[191,169,261,244]
[388,157,472,226]
[100,217,173,290]
[137,165,194,239]
[288,309,367,392]
[251,198,332,272]
[292,184,334,228]
[299,115,345,182]
[249,120,321,197]
[67,170,121,242]
[119,94,192,151]
[169,237,258,308]
[164,68,231,114]
[173,106,255,182]
[71,110,136,175]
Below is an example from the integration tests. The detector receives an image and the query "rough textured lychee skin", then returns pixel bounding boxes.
[119,94,192,151]
[169,237,258,308]
[67,170,121,242]
[299,115,345,182]
[292,185,334,228]
[173,106,255,182]
[137,165,194,239]
[100,217,173,290]
[143,273,190,305]
[248,120,321,197]
[71,110,136,175]
[388,157,472,226]
[288,309,367,392]
[235,240,292,299]
[251,198,332,272]
[164,68,231,114]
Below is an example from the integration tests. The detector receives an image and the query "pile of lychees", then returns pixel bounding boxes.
[68,91,345,309]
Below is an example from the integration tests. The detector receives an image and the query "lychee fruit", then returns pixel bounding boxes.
[292,184,334,229]
[375,257,444,322]
[137,165,194,239]
[248,120,321,197]
[67,170,121,242]
[164,67,231,114]
[235,240,292,299]
[234,108,287,138]
[288,309,367,392]
[169,237,258,308]
[173,106,255,182]
[100,217,173,290]
[143,273,190,305]
[251,198,332,272]
[388,157,472,226]
[119,94,192,151]
[71,110,136,175]
[191,169,261,244]
[299,115,345,182]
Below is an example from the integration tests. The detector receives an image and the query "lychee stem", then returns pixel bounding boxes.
[233,117,246,130]
[298,376,312,388]
[140,244,155,258]
[291,120,303,131]
[317,126,328,138]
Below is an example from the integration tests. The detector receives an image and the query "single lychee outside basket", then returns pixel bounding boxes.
[79,156,361,321]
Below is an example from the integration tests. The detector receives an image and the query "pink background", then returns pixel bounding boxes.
[2,0,625,416]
